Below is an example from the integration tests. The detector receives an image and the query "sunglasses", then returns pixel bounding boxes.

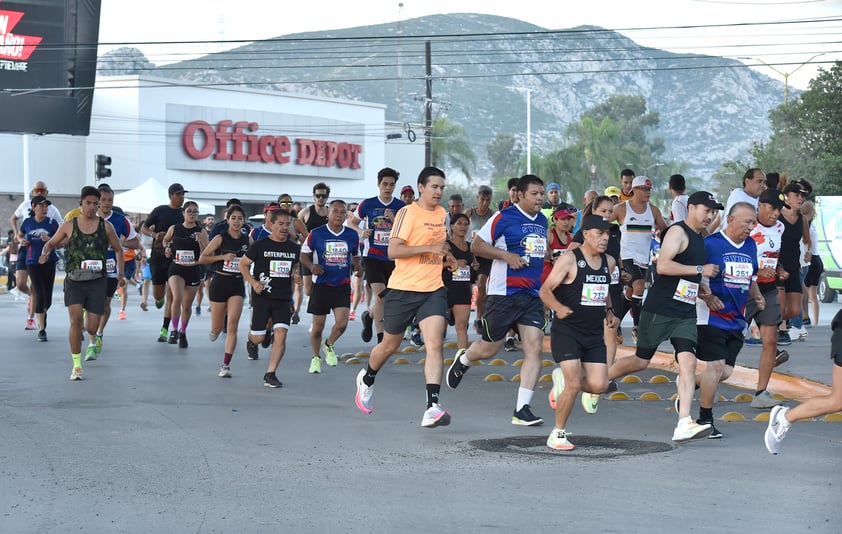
[314,194,328,199]
[33,188,47,193]
[279,201,293,206]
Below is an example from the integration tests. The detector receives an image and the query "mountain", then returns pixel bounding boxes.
[105,13,787,181]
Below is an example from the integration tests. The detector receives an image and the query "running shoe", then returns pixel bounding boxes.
[140,301,148,311]
[323,341,338,367]
[168,331,179,345]
[178,332,188,348]
[549,367,565,410]
[776,331,792,346]
[94,334,103,355]
[775,350,790,367]
[69,367,83,381]
[744,337,762,346]
[218,365,231,378]
[672,416,712,443]
[195,306,201,316]
[581,392,599,414]
[261,328,273,348]
[157,328,167,343]
[546,429,574,450]
[25,318,36,330]
[309,357,322,374]
[84,344,97,361]
[802,317,811,327]
[263,372,282,388]
[750,390,782,409]
[446,348,470,389]
[119,310,127,320]
[606,380,618,393]
[447,309,456,326]
[154,297,164,309]
[291,311,300,325]
[503,337,517,352]
[209,331,219,342]
[421,403,451,428]
[349,310,356,321]
[410,331,423,348]
[764,405,790,455]
[512,404,543,426]
[698,419,723,439]
[361,311,374,342]
[37,330,48,342]
[631,326,639,344]
[354,369,373,414]
[246,340,259,360]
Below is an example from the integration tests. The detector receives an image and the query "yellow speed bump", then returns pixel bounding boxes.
[489,359,507,366]
[608,392,631,401]
[638,392,663,401]
[354,351,370,358]
[443,358,454,365]
[401,346,419,353]
[754,413,770,422]
[772,393,787,401]
[822,413,842,422]
[721,412,746,422]
[345,358,362,365]
[538,373,553,382]
[444,341,459,349]
[512,359,524,367]
[649,375,671,384]
[621,375,642,383]
[393,357,411,365]
[484,373,505,382]
[511,373,521,382]
[339,353,356,362]
[417,358,426,365]
[541,360,554,367]
[717,393,727,402]
[733,393,754,403]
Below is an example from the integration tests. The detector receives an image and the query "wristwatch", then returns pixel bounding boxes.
[696,265,704,274]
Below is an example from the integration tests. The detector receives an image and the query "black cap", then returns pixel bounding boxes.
[758,189,790,209]
[782,183,808,196]
[688,191,724,210]
[581,215,615,231]
[30,195,51,206]
[168,183,187,195]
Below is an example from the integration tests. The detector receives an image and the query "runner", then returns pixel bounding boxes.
[608,191,723,443]
[298,182,330,298]
[542,207,575,284]
[777,182,811,343]
[299,199,361,374]
[346,167,405,344]
[277,193,308,325]
[695,202,762,438]
[399,185,415,204]
[238,208,300,387]
[18,195,60,342]
[84,184,139,360]
[141,183,186,342]
[354,166,457,427]
[38,186,125,380]
[463,185,495,333]
[618,169,635,202]
[446,174,548,426]
[200,204,251,375]
[161,201,208,349]
[540,215,618,450]
[764,308,842,454]
[346,201,365,321]
[444,213,479,351]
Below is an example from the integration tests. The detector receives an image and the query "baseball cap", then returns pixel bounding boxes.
[30,195,51,206]
[758,189,790,209]
[168,183,188,195]
[552,207,576,219]
[687,191,724,210]
[631,176,653,189]
[400,185,414,195]
[782,183,808,196]
[604,186,621,198]
[581,215,615,231]
[546,182,561,192]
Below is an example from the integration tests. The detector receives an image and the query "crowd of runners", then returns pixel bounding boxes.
[7,167,842,453]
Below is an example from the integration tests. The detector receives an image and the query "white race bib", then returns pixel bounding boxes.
[106,258,117,273]
[759,257,778,270]
[610,266,620,285]
[673,278,699,304]
[174,250,196,266]
[724,261,752,284]
[373,230,390,246]
[580,283,609,306]
[522,235,547,258]
[270,260,292,278]
[81,259,103,271]
[222,258,240,273]
[452,265,471,282]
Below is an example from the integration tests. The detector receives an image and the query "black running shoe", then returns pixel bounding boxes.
[263,372,283,388]
[777,331,792,346]
[512,404,544,426]
[447,309,456,326]
[168,331,179,344]
[246,340,259,360]
[37,330,48,342]
[261,329,273,348]
[606,379,618,393]
[446,349,470,389]
[291,312,300,325]
[775,349,790,367]
[178,332,188,348]
[361,311,374,342]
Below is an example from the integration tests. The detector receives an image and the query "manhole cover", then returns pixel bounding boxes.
[469,435,674,458]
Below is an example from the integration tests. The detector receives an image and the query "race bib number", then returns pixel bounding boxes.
[174,250,196,265]
[724,261,752,284]
[610,266,620,285]
[81,259,103,271]
[673,278,699,304]
[373,230,390,246]
[106,258,117,273]
[580,283,609,306]
[523,235,547,258]
[324,241,349,265]
[222,258,240,273]
[452,265,471,282]
[759,257,778,270]
[269,260,292,278]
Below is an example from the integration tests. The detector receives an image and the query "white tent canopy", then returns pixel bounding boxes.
[113,178,215,215]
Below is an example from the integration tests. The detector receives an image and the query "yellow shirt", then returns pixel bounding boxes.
[64,207,82,221]
[387,203,447,292]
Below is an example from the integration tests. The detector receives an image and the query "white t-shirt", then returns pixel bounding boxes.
[722,188,759,230]
[671,194,689,223]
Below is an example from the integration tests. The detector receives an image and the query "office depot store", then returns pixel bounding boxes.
[0,75,422,218]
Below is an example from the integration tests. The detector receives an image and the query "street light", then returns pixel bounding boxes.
[739,53,826,104]
[642,162,664,176]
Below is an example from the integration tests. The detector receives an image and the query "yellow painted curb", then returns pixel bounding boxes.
[443,341,459,349]
[733,393,754,403]
[541,360,554,367]
[345,357,362,365]
[608,392,631,400]
[754,413,770,422]
[721,412,746,422]
[512,359,524,367]
[621,375,642,383]
[489,359,507,366]
[511,373,521,382]
[638,392,663,401]
[649,375,671,384]
[417,358,426,365]
[484,373,505,382]
[402,346,419,353]
[393,357,410,365]
[822,413,842,422]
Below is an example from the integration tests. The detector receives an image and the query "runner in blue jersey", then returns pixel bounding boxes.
[695,202,763,438]
[300,200,361,374]
[446,174,549,426]
[346,167,406,344]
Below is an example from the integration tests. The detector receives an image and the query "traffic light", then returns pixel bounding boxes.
[95,154,112,181]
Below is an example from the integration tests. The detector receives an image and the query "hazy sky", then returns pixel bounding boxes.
[98,0,842,90]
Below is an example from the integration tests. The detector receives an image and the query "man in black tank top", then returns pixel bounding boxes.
[609,191,724,443]
[540,215,618,451]
[299,183,331,297]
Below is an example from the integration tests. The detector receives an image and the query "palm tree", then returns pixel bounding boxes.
[431,116,477,181]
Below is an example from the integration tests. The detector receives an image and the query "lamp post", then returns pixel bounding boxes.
[739,54,825,104]
[642,162,664,177]
[590,163,597,191]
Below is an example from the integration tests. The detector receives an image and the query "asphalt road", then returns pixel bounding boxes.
[1,286,840,533]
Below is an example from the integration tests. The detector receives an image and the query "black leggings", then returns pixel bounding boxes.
[27,262,56,314]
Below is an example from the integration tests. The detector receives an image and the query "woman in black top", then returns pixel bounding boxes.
[444,214,478,350]
[778,184,811,330]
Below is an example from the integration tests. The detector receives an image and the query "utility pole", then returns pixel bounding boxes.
[425,40,432,167]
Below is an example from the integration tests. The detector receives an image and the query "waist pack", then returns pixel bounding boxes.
[67,269,104,282]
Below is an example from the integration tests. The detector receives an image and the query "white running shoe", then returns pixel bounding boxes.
[764,405,790,455]
[421,403,451,428]
[218,365,231,378]
[355,369,373,414]
[548,367,565,410]
[672,416,712,443]
[547,428,574,450]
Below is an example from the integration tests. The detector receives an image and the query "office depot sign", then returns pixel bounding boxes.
[182,120,363,169]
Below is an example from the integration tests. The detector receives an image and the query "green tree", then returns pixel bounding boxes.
[431,116,477,182]
[486,132,522,181]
